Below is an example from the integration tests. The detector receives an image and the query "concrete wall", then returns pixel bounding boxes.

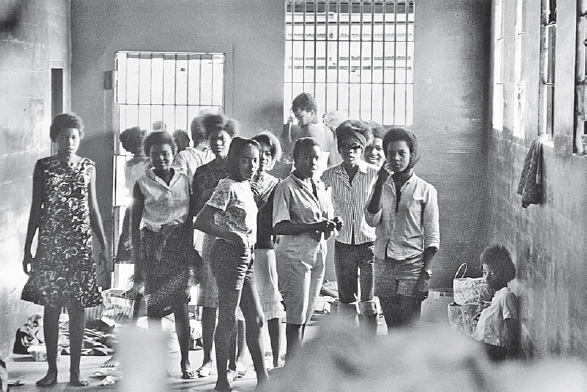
[0,0,71,358]
[413,0,491,288]
[70,0,285,254]
[488,0,587,358]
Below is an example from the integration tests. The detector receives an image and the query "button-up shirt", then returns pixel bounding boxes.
[135,168,190,232]
[173,147,215,183]
[321,160,378,245]
[365,172,440,260]
[273,173,333,230]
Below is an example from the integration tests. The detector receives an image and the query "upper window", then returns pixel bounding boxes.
[284,0,414,125]
[115,51,225,139]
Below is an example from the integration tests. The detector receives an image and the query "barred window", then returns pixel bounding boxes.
[284,0,415,125]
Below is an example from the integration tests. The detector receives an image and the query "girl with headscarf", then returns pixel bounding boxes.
[365,127,440,330]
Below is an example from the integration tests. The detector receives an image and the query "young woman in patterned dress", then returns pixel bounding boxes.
[21,113,108,387]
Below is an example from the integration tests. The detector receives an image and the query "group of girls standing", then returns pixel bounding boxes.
[21,109,439,392]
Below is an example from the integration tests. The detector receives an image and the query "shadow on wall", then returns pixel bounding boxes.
[253,103,284,136]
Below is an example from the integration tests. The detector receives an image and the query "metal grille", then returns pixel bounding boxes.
[284,0,414,125]
[115,51,225,138]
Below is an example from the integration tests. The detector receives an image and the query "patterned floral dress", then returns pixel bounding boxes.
[21,157,102,308]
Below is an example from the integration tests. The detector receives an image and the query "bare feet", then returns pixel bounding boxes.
[36,372,57,387]
[181,369,196,379]
[101,355,120,368]
[69,378,89,387]
[214,382,237,392]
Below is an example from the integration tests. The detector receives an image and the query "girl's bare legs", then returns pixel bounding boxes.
[36,306,60,387]
[214,290,239,392]
[68,305,88,386]
[267,317,282,368]
[173,302,193,377]
[285,323,304,363]
[228,319,247,376]
[239,281,268,386]
[198,306,217,376]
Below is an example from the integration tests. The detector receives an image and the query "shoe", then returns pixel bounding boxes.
[227,369,238,382]
[235,363,247,378]
[196,361,214,377]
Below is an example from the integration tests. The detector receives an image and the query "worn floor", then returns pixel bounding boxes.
[5,293,451,391]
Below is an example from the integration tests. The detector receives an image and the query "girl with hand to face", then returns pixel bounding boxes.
[21,113,108,387]
[272,137,342,362]
[195,137,268,392]
[130,131,196,379]
[365,128,440,331]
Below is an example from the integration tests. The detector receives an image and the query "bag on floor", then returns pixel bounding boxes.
[13,314,44,354]
[453,263,492,305]
[100,289,135,327]
[448,303,482,336]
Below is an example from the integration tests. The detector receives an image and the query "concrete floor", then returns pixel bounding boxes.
[4,293,452,391]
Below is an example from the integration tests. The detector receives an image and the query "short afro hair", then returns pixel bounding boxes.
[50,113,84,142]
[382,127,420,169]
[142,131,177,157]
[120,127,145,154]
[480,244,516,283]
[173,129,190,152]
[292,137,321,161]
[200,113,239,139]
[190,116,208,146]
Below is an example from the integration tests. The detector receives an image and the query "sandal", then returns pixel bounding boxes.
[196,361,214,377]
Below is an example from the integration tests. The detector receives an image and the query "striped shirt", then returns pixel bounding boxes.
[321,160,378,245]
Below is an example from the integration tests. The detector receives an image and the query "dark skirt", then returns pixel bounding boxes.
[140,225,201,316]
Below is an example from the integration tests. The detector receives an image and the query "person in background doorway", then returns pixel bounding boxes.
[321,120,379,335]
[130,131,197,379]
[116,127,150,264]
[365,127,440,331]
[363,122,388,168]
[472,244,519,361]
[174,115,215,182]
[152,120,167,132]
[21,113,109,387]
[195,137,268,392]
[273,137,342,362]
[173,129,191,153]
[251,131,285,369]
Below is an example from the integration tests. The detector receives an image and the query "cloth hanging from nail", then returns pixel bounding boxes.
[517,135,546,208]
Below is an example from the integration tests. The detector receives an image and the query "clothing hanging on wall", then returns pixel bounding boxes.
[517,134,546,208]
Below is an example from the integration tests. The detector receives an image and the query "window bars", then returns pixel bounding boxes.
[115,51,225,141]
[285,0,414,125]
